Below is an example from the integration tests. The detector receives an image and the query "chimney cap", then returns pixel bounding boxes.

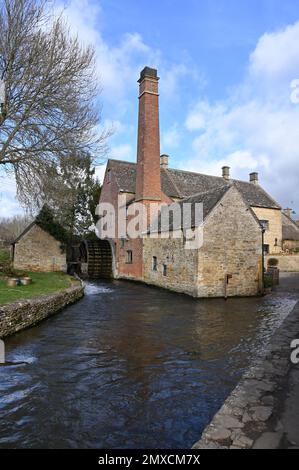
[138,66,158,82]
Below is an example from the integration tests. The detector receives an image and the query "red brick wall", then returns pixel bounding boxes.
[136,71,162,202]
[99,165,144,278]
[99,68,172,280]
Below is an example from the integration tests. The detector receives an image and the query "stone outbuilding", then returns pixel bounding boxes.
[11,221,67,272]
[282,211,299,252]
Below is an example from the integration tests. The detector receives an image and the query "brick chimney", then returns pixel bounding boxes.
[135,67,162,202]
[250,172,259,185]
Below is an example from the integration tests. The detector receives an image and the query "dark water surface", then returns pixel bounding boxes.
[0,280,295,449]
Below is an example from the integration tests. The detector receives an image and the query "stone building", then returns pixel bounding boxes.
[143,185,263,297]
[281,210,299,252]
[99,66,289,297]
[12,222,67,272]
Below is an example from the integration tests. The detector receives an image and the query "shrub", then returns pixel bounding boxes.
[35,205,71,252]
[267,258,279,267]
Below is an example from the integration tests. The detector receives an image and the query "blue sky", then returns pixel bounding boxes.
[1,0,299,216]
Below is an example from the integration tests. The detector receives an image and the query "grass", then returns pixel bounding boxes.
[0,271,73,306]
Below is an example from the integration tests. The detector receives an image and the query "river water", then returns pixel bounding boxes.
[0,280,296,449]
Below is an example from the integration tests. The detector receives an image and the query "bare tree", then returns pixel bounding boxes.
[0,213,32,243]
[0,0,109,210]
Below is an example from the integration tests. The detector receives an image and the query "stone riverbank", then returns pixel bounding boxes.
[0,281,84,338]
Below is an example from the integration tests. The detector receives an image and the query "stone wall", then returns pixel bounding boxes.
[252,207,282,254]
[283,240,299,251]
[266,254,299,272]
[0,282,84,338]
[198,188,263,297]
[14,224,67,272]
[143,187,263,298]
[143,232,198,296]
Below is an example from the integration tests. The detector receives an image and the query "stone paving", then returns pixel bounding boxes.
[193,273,299,449]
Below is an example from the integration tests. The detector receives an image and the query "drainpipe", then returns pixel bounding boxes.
[224,273,232,300]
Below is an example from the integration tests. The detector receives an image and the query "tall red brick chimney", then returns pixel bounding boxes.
[135,67,162,202]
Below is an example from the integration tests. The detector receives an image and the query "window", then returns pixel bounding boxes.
[163,264,167,276]
[120,238,126,248]
[263,244,270,255]
[126,250,133,264]
[152,256,157,271]
[107,169,111,183]
[260,220,269,231]
[275,238,278,247]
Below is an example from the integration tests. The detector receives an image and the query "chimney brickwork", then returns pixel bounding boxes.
[135,67,162,202]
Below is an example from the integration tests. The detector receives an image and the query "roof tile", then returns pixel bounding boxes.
[107,159,281,210]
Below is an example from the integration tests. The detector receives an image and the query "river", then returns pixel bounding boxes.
[0,279,296,448]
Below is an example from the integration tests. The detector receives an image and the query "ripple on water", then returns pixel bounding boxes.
[84,283,114,295]
[0,280,297,449]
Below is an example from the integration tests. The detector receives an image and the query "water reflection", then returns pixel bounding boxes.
[0,280,296,449]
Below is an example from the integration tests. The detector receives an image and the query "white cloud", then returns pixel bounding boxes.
[249,21,299,80]
[94,143,133,183]
[109,144,132,160]
[54,0,196,109]
[185,150,270,181]
[185,20,299,214]
[0,174,24,217]
[94,164,106,184]
[4,0,198,216]
[162,124,181,150]
[54,1,154,105]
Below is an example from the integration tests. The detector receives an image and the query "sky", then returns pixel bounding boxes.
[1,0,299,217]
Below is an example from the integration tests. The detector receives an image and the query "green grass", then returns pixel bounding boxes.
[0,271,73,306]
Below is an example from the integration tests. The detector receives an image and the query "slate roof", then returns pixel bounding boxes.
[283,225,299,241]
[108,159,281,209]
[282,213,299,241]
[152,186,230,233]
[179,186,230,222]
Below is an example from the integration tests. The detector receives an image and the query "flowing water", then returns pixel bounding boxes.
[0,279,296,449]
